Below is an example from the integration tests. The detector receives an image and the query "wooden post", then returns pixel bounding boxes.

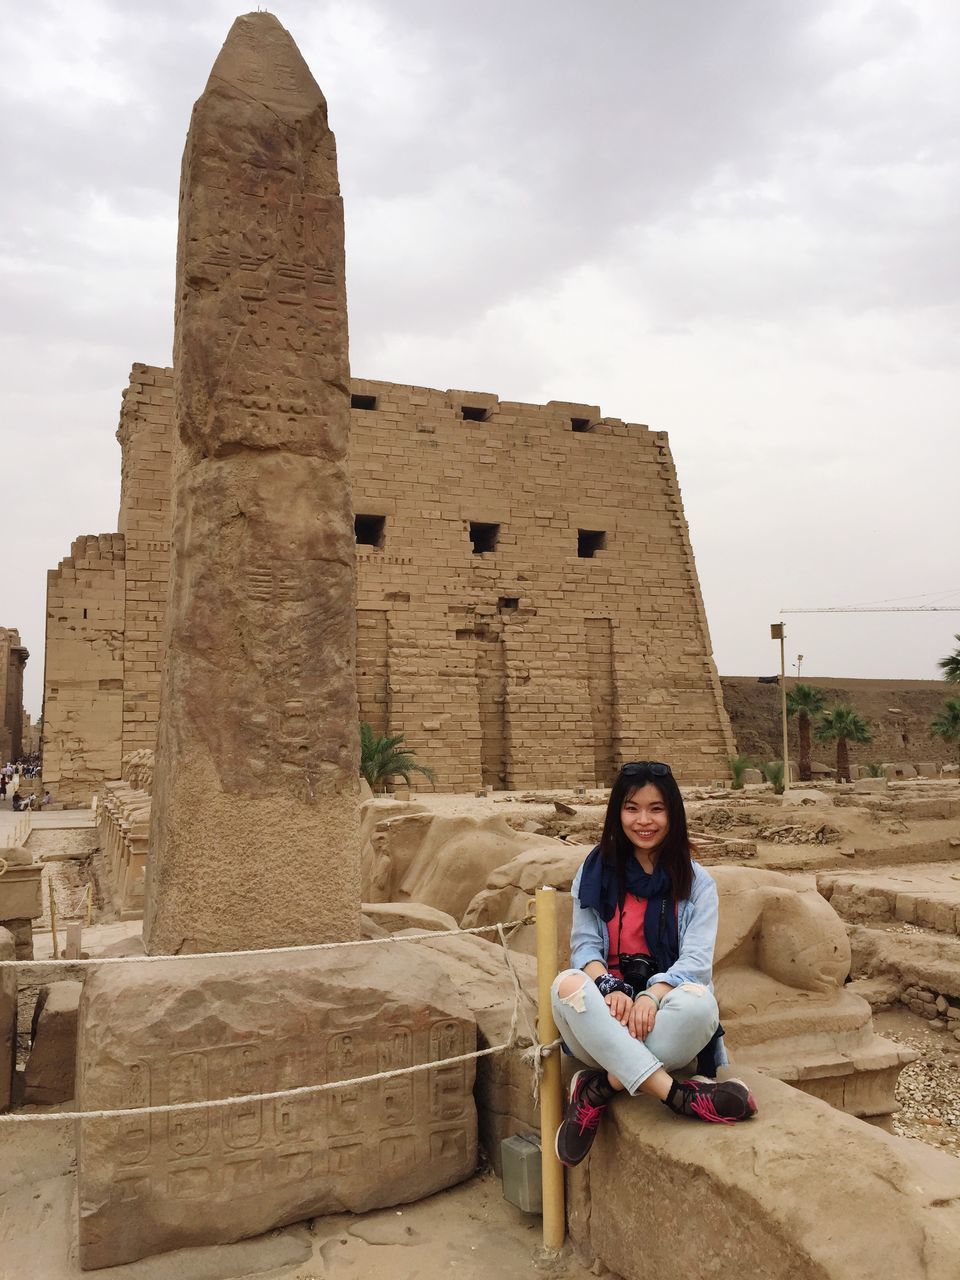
[536,885,565,1252]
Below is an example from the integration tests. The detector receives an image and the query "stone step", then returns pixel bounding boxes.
[754,834,960,876]
[849,923,960,1003]
[819,862,960,937]
[569,1067,960,1280]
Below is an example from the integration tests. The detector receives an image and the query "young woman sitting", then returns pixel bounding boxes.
[552,761,757,1167]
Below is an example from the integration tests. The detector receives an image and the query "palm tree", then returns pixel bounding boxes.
[938,636,960,684]
[931,699,960,781]
[359,722,437,792]
[786,684,827,781]
[815,706,872,783]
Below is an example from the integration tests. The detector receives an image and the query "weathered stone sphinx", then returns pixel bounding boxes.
[144,9,359,955]
[362,805,579,921]
[97,751,154,919]
[711,867,914,1116]
[77,947,477,1269]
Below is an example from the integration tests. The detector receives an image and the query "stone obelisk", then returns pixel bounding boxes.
[144,12,360,953]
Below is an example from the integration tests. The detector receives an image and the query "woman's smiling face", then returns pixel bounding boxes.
[620,783,670,856]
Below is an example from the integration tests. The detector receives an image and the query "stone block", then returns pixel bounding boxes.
[568,1069,960,1280]
[76,945,477,1269]
[0,859,43,920]
[0,926,15,1112]
[852,778,888,794]
[24,980,82,1104]
[882,762,918,779]
[781,788,831,806]
[0,917,33,960]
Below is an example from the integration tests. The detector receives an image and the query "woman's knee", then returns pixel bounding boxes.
[663,983,719,1028]
[552,969,589,1008]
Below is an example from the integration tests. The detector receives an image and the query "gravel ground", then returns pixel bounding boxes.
[875,1008,960,1156]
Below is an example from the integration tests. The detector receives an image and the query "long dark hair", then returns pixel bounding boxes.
[599,765,694,903]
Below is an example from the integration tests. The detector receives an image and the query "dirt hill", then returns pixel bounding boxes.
[720,676,958,774]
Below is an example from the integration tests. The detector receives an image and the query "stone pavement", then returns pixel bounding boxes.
[820,862,960,936]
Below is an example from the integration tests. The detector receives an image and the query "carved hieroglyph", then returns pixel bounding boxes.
[144,13,360,952]
[76,947,477,1269]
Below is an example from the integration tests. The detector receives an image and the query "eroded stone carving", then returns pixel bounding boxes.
[144,12,359,954]
[76,946,477,1269]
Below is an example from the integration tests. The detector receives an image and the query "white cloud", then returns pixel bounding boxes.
[3,0,960,717]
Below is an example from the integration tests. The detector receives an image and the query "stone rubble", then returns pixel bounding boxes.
[884,1022,960,1156]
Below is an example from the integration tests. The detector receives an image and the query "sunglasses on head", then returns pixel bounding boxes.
[620,761,672,778]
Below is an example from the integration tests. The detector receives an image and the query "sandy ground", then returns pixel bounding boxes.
[0,1119,593,1280]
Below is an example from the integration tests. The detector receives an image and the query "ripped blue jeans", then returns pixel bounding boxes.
[551,969,720,1095]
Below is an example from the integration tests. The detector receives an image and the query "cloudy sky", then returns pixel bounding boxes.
[3,0,959,719]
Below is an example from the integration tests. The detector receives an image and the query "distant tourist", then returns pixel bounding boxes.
[42,790,52,806]
[0,775,6,799]
[552,760,757,1169]
[11,790,26,811]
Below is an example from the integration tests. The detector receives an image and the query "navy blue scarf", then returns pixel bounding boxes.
[576,843,723,1077]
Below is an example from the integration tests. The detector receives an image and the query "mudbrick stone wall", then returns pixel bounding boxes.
[0,628,28,763]
[116,364,174,760]
[41,537,125,803]
[722,675,959,774]
[44,367,734,796]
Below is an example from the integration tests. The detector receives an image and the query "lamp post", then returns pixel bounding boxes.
[770,622,790,792]
[795,654,804,679]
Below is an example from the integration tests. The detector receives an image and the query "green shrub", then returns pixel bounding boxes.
[728,754,755,790]
[762,760,786,795]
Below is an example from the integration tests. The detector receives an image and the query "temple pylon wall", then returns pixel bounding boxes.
[43,367,734,798]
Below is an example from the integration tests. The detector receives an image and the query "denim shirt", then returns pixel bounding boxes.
[568,858,729,1066]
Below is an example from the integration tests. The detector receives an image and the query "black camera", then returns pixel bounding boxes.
[618,953,658,993]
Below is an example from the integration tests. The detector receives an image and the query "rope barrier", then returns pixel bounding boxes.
[0,921,528,967]
[0,1046,509,1124]
[0,913,564,1124]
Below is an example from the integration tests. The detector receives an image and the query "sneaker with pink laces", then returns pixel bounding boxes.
[555,1069,615,1166]
[665,1077,757,1123]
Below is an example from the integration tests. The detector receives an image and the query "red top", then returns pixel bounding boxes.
[606,893,653,978]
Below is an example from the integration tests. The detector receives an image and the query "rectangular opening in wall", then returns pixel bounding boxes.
[351,393,378,410]
[578,529,606,558]
[355,514,386,548]
[461,405,489,422]
[470,522,499,554]
[498,597,519,611]
[570,418,592,432]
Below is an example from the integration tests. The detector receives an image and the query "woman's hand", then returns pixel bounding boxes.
[628,993,658,1040]
[604,990,634,1025]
